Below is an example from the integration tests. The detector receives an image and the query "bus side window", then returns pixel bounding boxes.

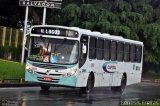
[97,38,104,60]
[117,42,124,61]
[130,44,136,62]
[136,46,142,62]
[89,37,97,59]
[124,43,130,62]
[104,39,111,60]
[111,41,117,61]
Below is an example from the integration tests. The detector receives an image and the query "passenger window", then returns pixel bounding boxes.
[97,38,104,60]
[136,46,142,62]
[117,42,124,61]
[124,43,130,62]
[104,39,111,60]
[89,37,97,59]
[130,44,136,62]
[111,41,117,61]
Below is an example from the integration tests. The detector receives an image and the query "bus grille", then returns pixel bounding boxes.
[32,63,67,69]
[36,72,62,76]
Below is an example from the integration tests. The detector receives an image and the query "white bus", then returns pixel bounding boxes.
[25,25,143,93]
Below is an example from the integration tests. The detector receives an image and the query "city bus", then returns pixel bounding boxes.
[25,25,143,93]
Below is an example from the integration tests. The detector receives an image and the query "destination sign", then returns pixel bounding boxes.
[19,0,62,9]
[31,27,78,38]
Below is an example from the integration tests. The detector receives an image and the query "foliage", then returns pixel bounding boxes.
[1,0,160,72]
[0,46,22,62]
[0,0,24,28]
[0,59,25,79]
[60,0,160,72]
[62,4,81,26]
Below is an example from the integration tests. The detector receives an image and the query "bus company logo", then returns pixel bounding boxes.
[102,62,117,73]
[46,70,50,75]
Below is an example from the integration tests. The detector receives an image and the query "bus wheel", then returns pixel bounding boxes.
[111,75,126,94]
[81,73,94,93]
[40,85,50,91]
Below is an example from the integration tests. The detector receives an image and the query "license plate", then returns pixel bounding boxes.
[43,77,52,81]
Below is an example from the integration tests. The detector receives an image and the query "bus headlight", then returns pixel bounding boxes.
[26,64,30,70]
[26,64,36,75]
[63,69,77,77]
[69,69,77,75]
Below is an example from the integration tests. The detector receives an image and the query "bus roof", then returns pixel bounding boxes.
[30,25,143,45]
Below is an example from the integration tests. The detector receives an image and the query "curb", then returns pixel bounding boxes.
[0,83,39,88]
[0,79,39,88]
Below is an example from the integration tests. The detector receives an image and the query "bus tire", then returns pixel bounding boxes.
[111,74,126,94]
[40,85,50,91]
[81,73,94,93]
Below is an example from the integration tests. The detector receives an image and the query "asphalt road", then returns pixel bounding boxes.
[0,83,160,106]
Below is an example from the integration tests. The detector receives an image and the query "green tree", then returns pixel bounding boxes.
[1,0,160,73]
[62,4,81,26]
[79,4,99,29]
[113,0,132,12]
[0,0,24,28]
[138,24,160,64]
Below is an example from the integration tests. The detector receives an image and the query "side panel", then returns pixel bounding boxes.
[89,60,101,87]
[125,63,142,85]
[111,72,122,86]
[76,59,143,87]
[101,73,113,87]
[125,63,135,85]
[76,60,110,87]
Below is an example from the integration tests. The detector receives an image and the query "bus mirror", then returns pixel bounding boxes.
[82,44,87,54]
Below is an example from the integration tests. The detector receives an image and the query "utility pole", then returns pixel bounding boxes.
[42,0,47,25]
[19,0,62,64]
[21,0,29,64]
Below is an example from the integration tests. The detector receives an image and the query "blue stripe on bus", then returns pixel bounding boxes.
[25,71,38,82]
[58,76,77,87]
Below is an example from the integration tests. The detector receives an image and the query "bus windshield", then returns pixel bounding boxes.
[29,37,79,64]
